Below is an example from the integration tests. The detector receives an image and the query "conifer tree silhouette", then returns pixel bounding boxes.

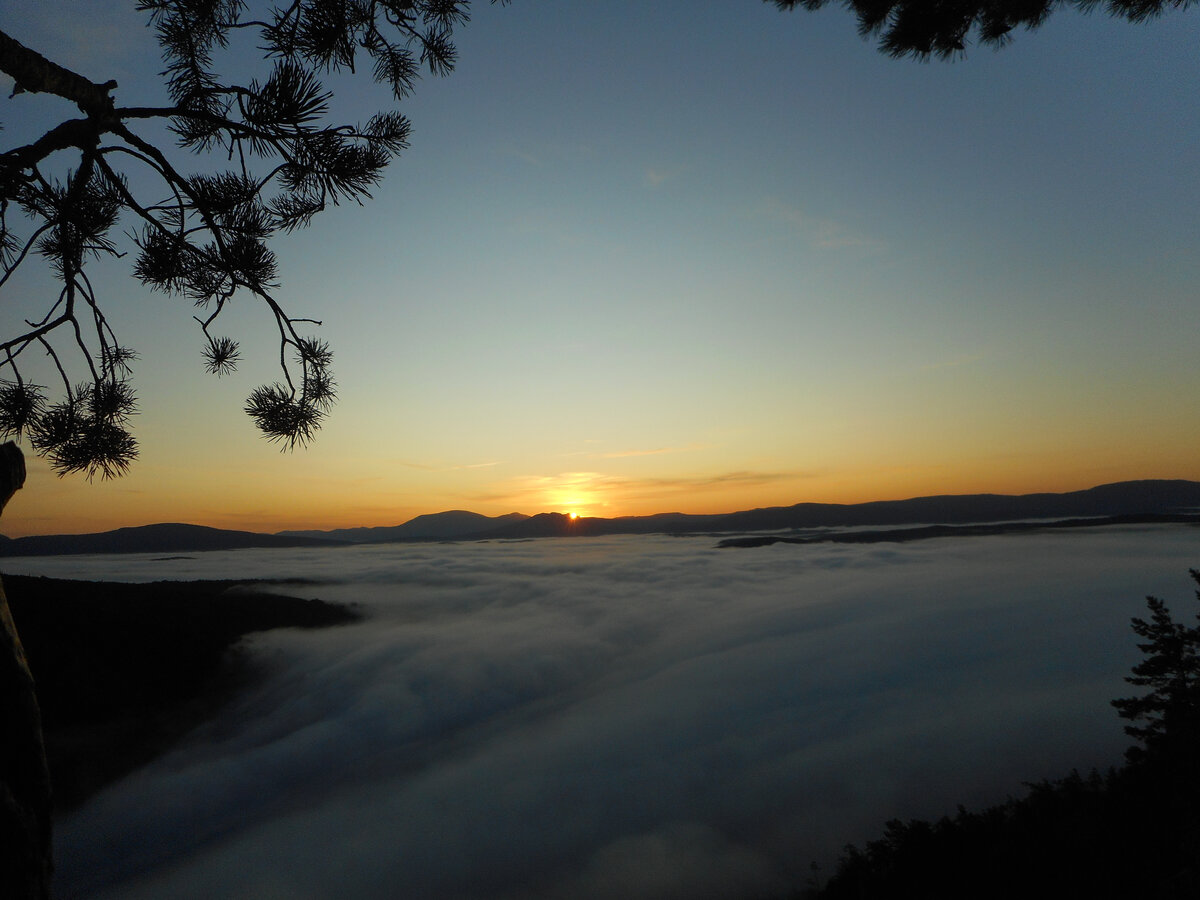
[1112,569,1200,765]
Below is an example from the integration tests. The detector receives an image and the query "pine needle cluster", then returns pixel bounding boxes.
[768,1,1196,59]
[0,1,501,472]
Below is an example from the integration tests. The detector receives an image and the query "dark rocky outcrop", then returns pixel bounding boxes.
[0,428,358,900]
[4,575,359,812]
[0,442,50,900]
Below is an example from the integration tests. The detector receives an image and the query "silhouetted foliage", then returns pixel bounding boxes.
[0,2,503,476]
[1112,569,1200,767]
[768,0,1196,59]
[806,570,1200,899]
[811,769,1199,898]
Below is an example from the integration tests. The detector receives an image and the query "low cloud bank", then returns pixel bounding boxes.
[24,526,1197,899]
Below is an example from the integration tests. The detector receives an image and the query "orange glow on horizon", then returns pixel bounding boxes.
[2,444,1198,538]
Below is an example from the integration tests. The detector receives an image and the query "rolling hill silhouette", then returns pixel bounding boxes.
[470,479,1200,539]
[2,480,1197,556]
[0,523,343,557]
[277,511,528,544]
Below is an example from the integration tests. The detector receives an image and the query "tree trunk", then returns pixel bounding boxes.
[0,443,51,899]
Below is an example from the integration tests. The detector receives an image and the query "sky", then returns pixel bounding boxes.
[5,527,1192,898]
[2,1,1199,536]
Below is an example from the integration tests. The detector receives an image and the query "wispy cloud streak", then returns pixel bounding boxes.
[398,459,502,472]
[752,196,881,249]
[470,468,806,508]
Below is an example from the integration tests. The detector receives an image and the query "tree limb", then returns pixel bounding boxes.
[0,29,116,115]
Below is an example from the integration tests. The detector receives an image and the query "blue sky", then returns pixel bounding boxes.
[2,1,1198,535]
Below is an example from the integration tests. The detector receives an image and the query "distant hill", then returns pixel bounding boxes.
[3,480,1198,555]
[278,511,529,543]
[0,523,344,558]
[473,479,1200,539]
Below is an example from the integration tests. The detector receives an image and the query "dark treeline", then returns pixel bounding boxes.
[796,571,1200,899]
[807,765,1197,899]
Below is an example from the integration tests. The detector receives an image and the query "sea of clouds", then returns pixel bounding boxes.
[8,524,1198,899]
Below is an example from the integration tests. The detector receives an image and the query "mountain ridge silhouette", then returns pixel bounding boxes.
[2,479,1197,556]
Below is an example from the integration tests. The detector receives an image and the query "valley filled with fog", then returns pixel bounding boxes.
[8,525,1197,899]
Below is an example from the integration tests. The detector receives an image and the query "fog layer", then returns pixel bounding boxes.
[14,526,1196,899]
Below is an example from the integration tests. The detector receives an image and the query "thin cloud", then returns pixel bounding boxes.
[469,468,811,508]
[499,142,596,167]
[644,165,689,188]
[219,510,287,521]
[597,444,708,459]
[752,196,882,250]
[398,460,502,472]
[918,353,987,372]
[605,470,803,499]
[500,146,544,166]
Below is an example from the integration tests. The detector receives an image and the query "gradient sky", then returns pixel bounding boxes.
[2,1,1198,536]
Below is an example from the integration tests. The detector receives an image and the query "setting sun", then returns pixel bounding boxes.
[538,477,607,520]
